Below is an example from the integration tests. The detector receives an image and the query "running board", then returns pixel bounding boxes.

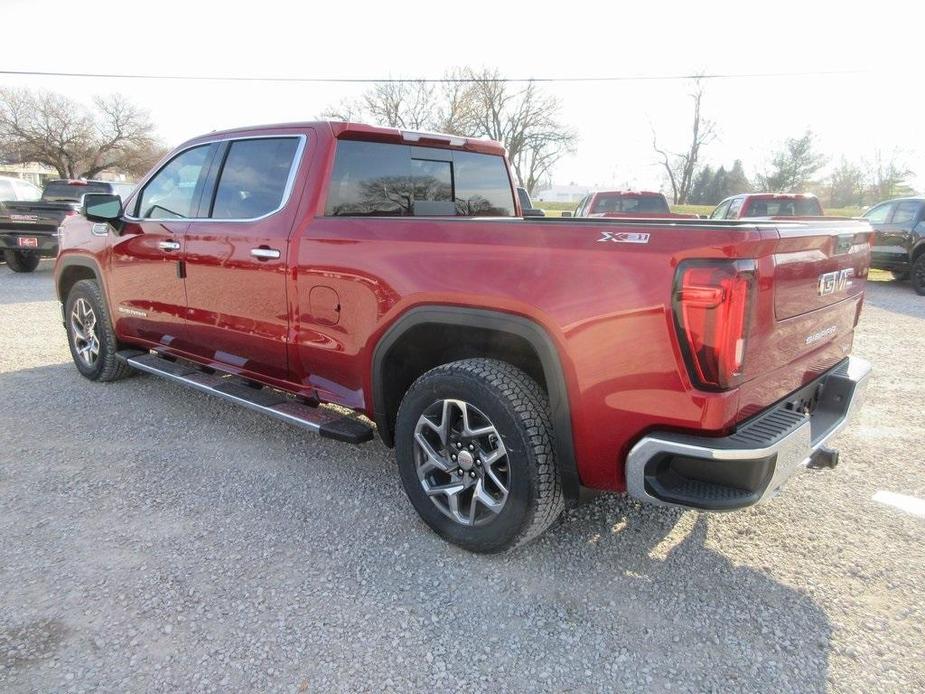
[121,351,374,444]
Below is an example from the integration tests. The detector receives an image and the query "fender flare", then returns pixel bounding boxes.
[371,305,580,504]
[55,255,113,318]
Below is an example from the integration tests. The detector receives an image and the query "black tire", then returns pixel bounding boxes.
[395,358,564,553]
[912,255,925,296]
[890,270,910,282]
[64,279,133,382]
[4,250,40,273]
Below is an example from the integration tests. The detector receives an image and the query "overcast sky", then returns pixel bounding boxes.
[2,0,922,191]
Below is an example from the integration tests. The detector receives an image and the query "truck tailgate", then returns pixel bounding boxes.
[736,220,870,421]
[0,201,76,233]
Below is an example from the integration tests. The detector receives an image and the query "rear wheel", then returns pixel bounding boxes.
[891,270,909,282]
[912,255,925,296]
[65,279,133,381]
[3,250,40,273]
[395,359,563,553]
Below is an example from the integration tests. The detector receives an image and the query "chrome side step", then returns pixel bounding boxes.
[122,351,374,444]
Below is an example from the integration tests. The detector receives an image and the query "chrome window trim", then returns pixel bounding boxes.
[123,133,307,224]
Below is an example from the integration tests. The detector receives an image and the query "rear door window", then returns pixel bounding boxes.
[210,138,301,220]
[891,201,920,226]
[325,140,514,217]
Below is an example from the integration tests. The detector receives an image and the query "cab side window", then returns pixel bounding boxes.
[136,144,214,219]
[575,196,589,217]
[726,198,744,219]
[711,200,731,219]
[863,202,893,225]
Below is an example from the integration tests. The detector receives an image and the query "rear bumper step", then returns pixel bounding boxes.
[625,355,871,510]
[122,351,374,444]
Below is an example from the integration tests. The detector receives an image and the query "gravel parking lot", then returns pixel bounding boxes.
[1,260,923,693]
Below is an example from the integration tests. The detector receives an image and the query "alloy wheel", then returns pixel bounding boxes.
[413,399,510,526]
[70,297,100,367]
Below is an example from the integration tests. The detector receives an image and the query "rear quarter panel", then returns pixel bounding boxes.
[291,210,780,491]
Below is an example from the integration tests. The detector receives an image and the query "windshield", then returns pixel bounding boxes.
[42,181,113,202]
[591,194,669,214]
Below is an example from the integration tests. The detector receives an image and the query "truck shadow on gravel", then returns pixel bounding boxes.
[492,500,834,690]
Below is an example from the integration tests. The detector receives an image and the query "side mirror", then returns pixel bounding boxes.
[83,193,123,224]
[560,211,573,218]
[523,208,546,217]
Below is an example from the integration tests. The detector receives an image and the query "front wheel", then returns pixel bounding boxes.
[395,359,564,553]
[64,279,133,381]
[3,250,40,273]
[912,255,925,296]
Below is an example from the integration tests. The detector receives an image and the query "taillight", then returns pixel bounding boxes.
[673,260,756,391]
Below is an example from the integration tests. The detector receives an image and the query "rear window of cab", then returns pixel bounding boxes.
[325,140,515,217]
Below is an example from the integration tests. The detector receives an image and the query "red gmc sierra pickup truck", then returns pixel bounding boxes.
[54,121,872,552]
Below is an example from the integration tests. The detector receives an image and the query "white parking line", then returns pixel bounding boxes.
[872,491,925,519]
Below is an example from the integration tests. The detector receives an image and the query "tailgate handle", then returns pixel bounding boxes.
[158,240,180,252]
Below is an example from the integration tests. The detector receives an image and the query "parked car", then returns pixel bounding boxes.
[516,187,545,217]
[573,190,698,218]
[0,179,134,272]
[711,193,824,220]
[862,197,925,294]
[55,121,872,552]
[0,176,42,201]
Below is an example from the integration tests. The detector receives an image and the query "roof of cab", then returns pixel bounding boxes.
[181,120,506,156]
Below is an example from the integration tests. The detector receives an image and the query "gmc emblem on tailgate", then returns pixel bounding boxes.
[817,268,853,296]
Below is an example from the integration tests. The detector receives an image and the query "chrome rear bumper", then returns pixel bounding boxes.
[625,356,871,510]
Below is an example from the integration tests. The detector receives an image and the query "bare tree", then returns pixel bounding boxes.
[460,68,576,195]
[0,88,163,179]
[652,78,716,204]
[362,81,436,130]
[868,150,913,201]
[827,159,866,208]
[756,131,826,192]
[318,68,576,194]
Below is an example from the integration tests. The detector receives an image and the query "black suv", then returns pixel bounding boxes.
[863,197,925,295]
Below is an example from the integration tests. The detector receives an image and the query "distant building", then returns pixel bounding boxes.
[0,162,133,186]
[534,184,593,203]
[0,162,58,187]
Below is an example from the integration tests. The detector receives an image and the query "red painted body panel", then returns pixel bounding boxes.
[54,122,872,494]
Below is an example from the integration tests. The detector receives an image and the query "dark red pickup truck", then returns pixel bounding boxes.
[54,121,872,552]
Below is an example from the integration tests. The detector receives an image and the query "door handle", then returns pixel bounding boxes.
[158,240,180,252]
[251,247,281,260]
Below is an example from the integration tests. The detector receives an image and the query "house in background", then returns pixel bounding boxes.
[0,162,135,187]
[533,184,593,203]
[0,162,58,187]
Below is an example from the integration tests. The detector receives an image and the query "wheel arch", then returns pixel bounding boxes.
[372,306,580,505]
[56,255,105,302]
[912,239,925,263]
